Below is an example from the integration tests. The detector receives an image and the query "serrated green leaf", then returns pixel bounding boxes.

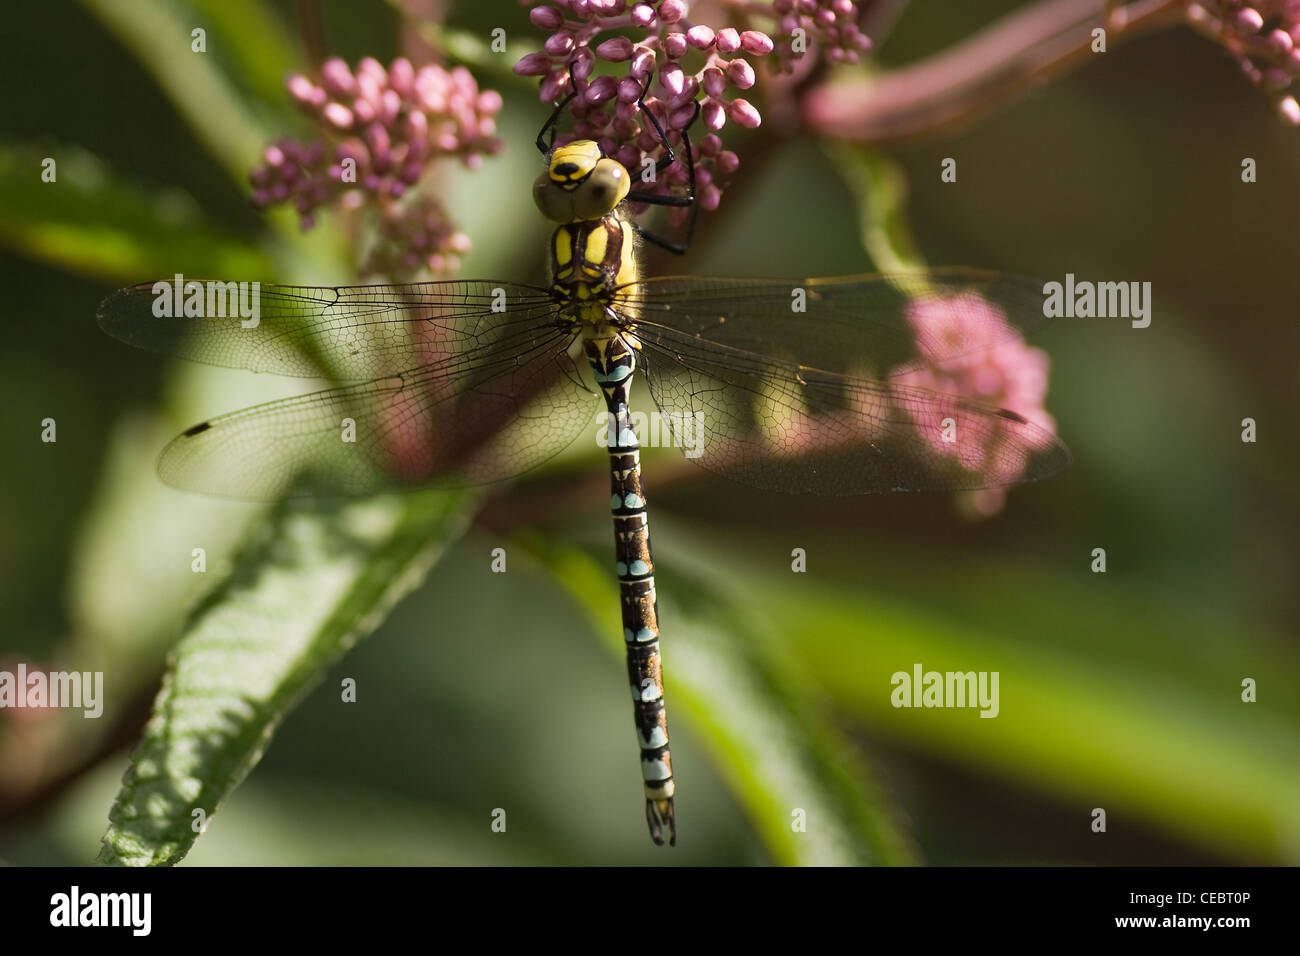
[98,489,477,866]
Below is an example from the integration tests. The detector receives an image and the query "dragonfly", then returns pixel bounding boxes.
[98,78,1070,848]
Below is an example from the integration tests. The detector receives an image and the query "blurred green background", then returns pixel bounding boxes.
[1,0,1297,865]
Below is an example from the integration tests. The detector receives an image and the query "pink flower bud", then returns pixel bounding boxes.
[323,102,354,129]
[545,31,576,56]
[717,27,741,54]
[379,89,402,124]
[660,62,685,96]
[630,47,656,80]
[514,52,551,76]
[669,103,697,128]
[585,75,618,104]
[728,98,761,128]
[716,150,739,174]
[618,76,645,102]
[320,58,355,96]
[631,3,655,27]
[357,57,387,85]
[529,5,564,29]
[615,145,639,170]
[596,37,634,61]
[740,30,774,56]
[287,74,317,104]
[389,58,415,95]
[659,0,687,24]
[702,99,726,131]
[539,72,566,102]
[726,59,756,89]
[703,67,726,97]
[664,33,687,58]
[687,25,716,49]
[1234,7,1264,34]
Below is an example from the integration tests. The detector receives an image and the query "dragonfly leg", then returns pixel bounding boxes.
[624,98,699,256]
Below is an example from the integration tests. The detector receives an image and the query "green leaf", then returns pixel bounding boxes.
[188,0,302,112]
[526,524,914,865]
[0,143,271,280]
[79,0,277,181]
[98,489,477,866]
[719,532,1300,863]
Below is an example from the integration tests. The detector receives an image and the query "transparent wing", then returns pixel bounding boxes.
[626,270,1069,495]
[98,277,594,498]
[619,268,1050,380]
[156,322,593,499]
[97,279,560,379]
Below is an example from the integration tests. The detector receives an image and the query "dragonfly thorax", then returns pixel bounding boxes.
[548,215,640,332]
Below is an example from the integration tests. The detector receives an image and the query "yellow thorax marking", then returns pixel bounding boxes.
[554,228,572,273]
[582,227,608,276]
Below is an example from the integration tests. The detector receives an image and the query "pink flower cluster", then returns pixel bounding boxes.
[1188,1,1300,122]
[249,57,503,276]
[767,0,873,73]
[891,292,1057,515]
[515,0,870,214]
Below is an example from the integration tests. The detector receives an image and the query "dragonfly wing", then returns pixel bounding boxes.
[620,269,1052,380]
[98,279,559,379]
[157,325,593,499]
[637,321,1070,496]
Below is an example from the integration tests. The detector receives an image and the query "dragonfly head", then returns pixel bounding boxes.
[534,139,631,223]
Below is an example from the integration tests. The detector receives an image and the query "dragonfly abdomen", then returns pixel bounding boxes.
[588,331,676,846]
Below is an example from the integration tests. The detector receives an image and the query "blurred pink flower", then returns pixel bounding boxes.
[250,57,503,277]
[891,291,1057,515]
[1188,1,1300,122]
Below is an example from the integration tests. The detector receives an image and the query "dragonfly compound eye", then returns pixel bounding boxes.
[533,156,631,223]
